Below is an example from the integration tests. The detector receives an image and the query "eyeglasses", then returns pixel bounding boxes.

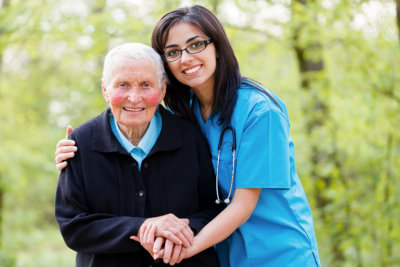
[162,40,213,62]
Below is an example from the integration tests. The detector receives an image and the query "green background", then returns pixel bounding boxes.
[1,0,399,266]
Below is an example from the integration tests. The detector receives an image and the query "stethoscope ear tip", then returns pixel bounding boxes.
[215,199,230,204]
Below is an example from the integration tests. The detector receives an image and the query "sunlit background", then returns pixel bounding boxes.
[0,0,399,266]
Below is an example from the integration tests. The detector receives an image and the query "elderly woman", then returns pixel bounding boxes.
[55,43,222,267]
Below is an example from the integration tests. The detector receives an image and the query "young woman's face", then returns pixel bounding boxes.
[165,22,217,93]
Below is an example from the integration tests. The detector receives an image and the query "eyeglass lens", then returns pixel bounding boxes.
[164,40,210,62]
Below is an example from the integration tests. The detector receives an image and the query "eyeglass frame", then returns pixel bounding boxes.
[162,39,213,62]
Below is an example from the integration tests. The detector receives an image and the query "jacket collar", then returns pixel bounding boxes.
[149,106,182,156]
[92,106,182,155]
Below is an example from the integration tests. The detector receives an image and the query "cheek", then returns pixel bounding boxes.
[109,92,125,106]
[144,92,161,107]
[168,64,180,76]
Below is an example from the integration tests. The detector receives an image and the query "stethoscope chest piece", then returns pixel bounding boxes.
[215,125,236,205]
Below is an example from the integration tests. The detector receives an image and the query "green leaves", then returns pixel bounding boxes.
[0,0,399,266]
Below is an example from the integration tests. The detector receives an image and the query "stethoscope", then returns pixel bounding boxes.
[215,125,236,204]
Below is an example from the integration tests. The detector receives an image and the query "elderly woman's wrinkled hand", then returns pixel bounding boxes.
[130,214,193,257]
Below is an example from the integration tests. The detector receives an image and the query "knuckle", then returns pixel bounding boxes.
[171,229,179,235]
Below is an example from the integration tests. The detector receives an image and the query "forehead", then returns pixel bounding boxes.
[166,22,207,45]
[110,56,158,80]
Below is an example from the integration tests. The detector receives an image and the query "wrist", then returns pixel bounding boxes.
[185,240,199,259]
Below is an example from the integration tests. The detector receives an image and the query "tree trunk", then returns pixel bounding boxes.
[291,0,347,263]
[92,0,106,13]
[382,133,394,266]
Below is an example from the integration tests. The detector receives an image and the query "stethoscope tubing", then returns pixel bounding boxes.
[215,125,236,204]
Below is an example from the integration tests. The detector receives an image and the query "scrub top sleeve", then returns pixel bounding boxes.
[235,108,291,189]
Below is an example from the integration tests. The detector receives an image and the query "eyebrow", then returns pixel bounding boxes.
[165,35,201,49]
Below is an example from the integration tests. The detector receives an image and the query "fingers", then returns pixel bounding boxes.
[56,161,68,171]
[177,221,194,247]
[55,151,76,165]
[137,225,155,256]
[162,219,193,248]
[162,239,174,264]
[169,243,183,265]
[65,125,73,139]
[142,214,193,248]
[156,214,193,246]
[152,237,164,257]
[129,235,140,242]
[141,224,157,254]
[156,248,164,259]
[55,139,77,169]
[176,247,185,264]
[170,227,192,248]
[56,142,77,152]
[157,230,182,246]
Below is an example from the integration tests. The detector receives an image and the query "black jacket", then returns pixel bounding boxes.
[55,106,223,267]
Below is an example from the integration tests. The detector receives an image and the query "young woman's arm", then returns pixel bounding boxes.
[158,188,261,263]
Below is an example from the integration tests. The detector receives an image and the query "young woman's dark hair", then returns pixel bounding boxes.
[152,5,241,126]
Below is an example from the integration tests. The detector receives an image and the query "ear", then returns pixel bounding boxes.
[102,80,110,103]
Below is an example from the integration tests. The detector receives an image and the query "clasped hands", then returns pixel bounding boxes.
[130,214,196,265]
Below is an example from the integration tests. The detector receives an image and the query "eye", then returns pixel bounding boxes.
[143,83,151,88]
[190,41,204,48]
[166,49,179,58]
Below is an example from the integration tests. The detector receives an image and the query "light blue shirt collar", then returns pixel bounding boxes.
[110,110,162,170]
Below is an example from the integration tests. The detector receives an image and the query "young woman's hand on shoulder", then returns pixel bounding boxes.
[55,125,77,170]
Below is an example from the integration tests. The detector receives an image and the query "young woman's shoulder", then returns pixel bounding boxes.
[237,80,288,119]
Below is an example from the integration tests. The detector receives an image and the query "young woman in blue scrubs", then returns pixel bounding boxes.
[56,5,321,266]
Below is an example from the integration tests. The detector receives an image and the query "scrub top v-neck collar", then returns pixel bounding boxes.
[192,97,216,134]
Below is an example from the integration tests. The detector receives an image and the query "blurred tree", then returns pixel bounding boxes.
[0,0,11,250]
[0,0,399,266]
[290,0,348,263]
[397,0,400,43]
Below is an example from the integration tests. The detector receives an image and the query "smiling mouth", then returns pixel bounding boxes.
[183,65,201,74]
[124,107,144,112]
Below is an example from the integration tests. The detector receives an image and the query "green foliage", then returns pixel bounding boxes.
[0,0,399,266]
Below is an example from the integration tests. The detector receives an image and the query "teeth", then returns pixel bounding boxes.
[125,107,143,112]
[184,66,201,74]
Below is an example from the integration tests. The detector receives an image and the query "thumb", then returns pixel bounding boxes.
[66,125,73,139]
[130,235,140,242]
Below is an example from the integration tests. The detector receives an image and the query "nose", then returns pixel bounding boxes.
[180,49,194,63]
[127,88,141,103]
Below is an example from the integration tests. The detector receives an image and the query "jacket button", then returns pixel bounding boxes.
[143,162,149,168]
[138,191,144,197]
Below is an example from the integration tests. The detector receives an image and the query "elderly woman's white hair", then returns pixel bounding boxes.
[102,43,167,88]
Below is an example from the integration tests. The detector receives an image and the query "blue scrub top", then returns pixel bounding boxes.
[193,81,321,267]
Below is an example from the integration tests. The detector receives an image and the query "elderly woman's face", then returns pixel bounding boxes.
[102,57,166,132]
